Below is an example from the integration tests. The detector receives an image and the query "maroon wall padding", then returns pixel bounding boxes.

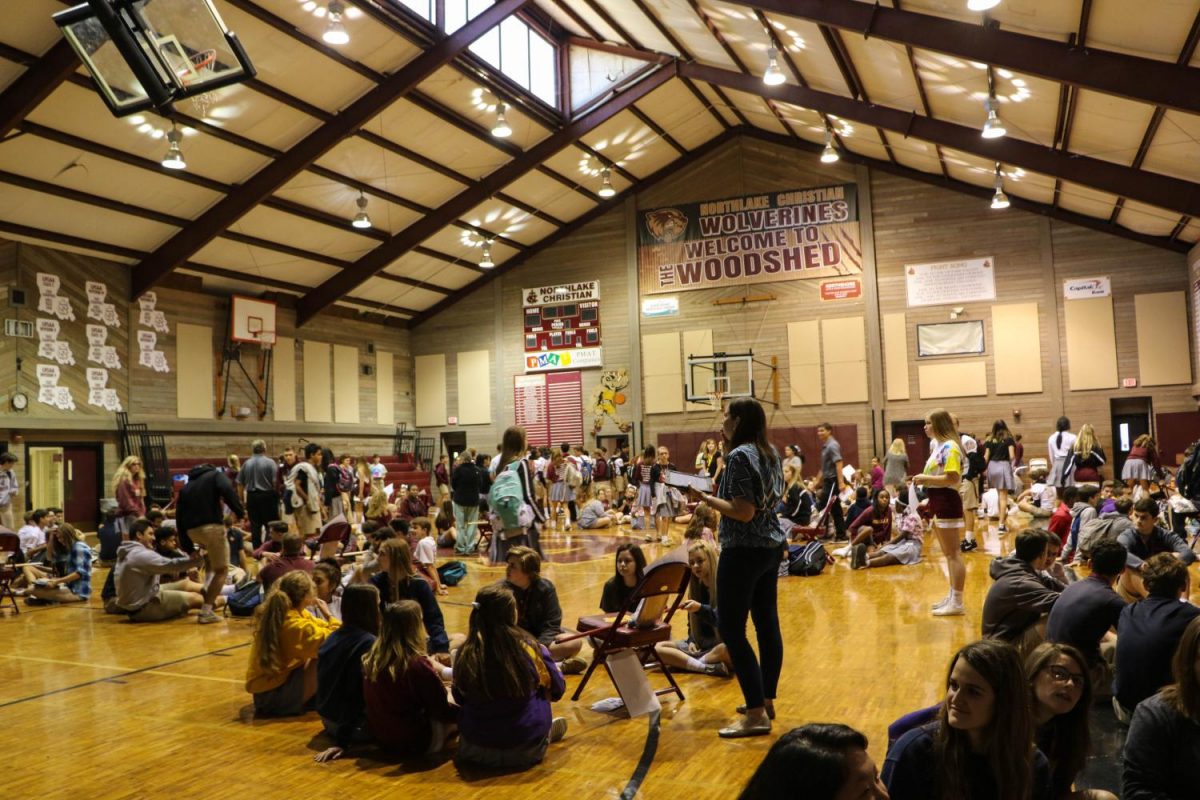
[1156,411,1200,468]
[652,424,859,478]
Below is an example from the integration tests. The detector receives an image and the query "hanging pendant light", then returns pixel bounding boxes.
[598,167,616,198]
[161,123,186,169]
[990,165,1010,210]
[762,46,785,86]
[820,127,839,164]
[323,1,350,44]
[351,191,371,228]
[981,95,1007,139]
[479,239,494,269]
[967,0,1001,10]
[491,103,512,138]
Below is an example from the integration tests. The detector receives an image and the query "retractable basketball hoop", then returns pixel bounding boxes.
[686,350,780,408]
[217,296,276,419]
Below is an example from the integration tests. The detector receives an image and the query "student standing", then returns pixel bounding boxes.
[451,451,481,556]
[177,461,245,624]
[984,420,1018,533]
[883,438,909,496]
[1047,417,1077,488]
[237,439,279,549]
[816,423,847,540]
[913,409,968,617]
[112,455,146,535]
[0,452,18,530]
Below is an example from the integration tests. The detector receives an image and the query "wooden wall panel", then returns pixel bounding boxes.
[456,350,491,424]
[882,312,909,400]
[643,332,683,414]
[821,316,868,404]
[273,336,296,421]
[332,344,359,424]
[376,350,394,426]
[992,303,1042,394]
[415,353,447,427]
[1135,292,1191,386]
[1064,297,1118,390]
[918,361,988,399]
[303,341,332,423]
[787,320,821,406]
[176,323,214,419]
[682,329,713,410]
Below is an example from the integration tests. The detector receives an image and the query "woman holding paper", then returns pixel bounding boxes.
[693,398,785,738]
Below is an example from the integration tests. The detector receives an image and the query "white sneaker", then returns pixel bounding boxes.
[832,546,851,559]
[931,595,951,610]
[932,602,965,617]
[549,716,568,743]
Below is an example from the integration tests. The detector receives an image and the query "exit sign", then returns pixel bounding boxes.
[1122,378,1138,388]
[447,416,458,425]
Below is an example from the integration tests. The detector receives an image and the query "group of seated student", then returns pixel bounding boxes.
[981,529,1065,659]
[105,517,209,621]
[17,521,93,604]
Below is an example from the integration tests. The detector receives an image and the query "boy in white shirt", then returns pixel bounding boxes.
[17,509,48,561]
[1017,468,1056,519]
[411,517,446,596]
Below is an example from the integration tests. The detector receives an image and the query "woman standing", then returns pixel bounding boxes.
[694,398,785,738]
[1122,434,1160,494]
[1067,425,1106,486]
[984,420,1018,533]
[635,446,656,531]
[491,426,546,562]
[1047,417,1077,488]
[112,455,145,535]
[883,438,909,496]
[913,409,968,617]
[546,451,569,532]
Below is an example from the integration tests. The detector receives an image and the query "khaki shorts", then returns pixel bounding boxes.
[129,589,191,622]
[958,479,979,511]
[294,505,319,536]
[188,523,229,571]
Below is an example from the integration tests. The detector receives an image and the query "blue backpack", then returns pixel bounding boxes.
[226,580,263,617]
[489,461,532,531]
[437,561,467,586]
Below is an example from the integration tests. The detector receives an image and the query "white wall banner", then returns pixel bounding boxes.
[641,296,679,317]
[1062,276,1111,299]
[522,281,599,307]
[905,257,997,307]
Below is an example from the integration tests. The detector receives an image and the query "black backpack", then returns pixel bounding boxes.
[226,580,263,617]
[787,541,830,577]
[1178,442,1200,500]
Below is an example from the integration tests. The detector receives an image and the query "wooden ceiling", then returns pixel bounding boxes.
[2,0,1199,327]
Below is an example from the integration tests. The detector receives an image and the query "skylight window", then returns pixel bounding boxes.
[444,0,558,107]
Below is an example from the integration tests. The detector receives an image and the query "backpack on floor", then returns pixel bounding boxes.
[787,541,831,577]
[226,580,263,617]
[437,560,467,587]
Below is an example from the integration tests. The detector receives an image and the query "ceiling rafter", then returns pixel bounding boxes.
[295,62,678,325]
[1052,1,1089,208]
[1108,7,1200,225]
[0,40,76,139]
[727,0,1200,114]
[625,0,747,129]
[129,0,533,299]
[889,0,947,178]
[813,21,897,163]
[680,61,1200,218]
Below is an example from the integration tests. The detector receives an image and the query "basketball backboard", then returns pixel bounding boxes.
[686,353,754,403]
[231,295,276,345]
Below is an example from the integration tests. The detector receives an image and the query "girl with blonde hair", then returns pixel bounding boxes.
[883,438,909,496]
[912,409,968,616]
[1067,425,1106,486]
[655,540,730,677]
[245,571,340,716]
[111,455,145,534]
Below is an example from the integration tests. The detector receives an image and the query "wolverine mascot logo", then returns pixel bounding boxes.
[644,208,688,242]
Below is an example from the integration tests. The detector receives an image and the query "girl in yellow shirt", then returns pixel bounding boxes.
[245,571,340,716]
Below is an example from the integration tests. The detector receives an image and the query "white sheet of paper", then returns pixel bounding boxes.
[138,350,153,367]
[87,368,107,389]
[664,470,713,493]
[152,350,168,372]
[137,330,156,350]
[38,387,56,405]
[38,295,55,314]
[605,650,662,718]
[55,341,74,366]
[37,341,56,359]
[101,304,119,327]
[37,272,60,295]
[88,389,105,406]
[87,302,103,321]
[102,346,120,369]
[151,310,168,333]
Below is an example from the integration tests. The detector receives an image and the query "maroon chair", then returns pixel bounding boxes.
[788,489,837,542]
[567,560,691,703]
[0,531,21,614]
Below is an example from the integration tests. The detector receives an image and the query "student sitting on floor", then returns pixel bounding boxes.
[854,490,924,571]
[738,723,888,800]
[21,523,92,604]
[576,484,618,530]
[435,500,456,549]
[313,584,380,762]
[841,488,894,566]
[254,521,288,561]
[1018,468,1057,519]
[775,463,813,540]
[1122,616,1200,800]
[258,532,314,592]
[504,545,586,673]
[1117,498,1197,602]
[410,518,446,596]
[368,538,461,662]
[883,639,1052,800]
[152,527,205,592]
[245,571,340,717]
[111,518,207,621]
[599,543,646,613]
[1025,642,1119,800]
[364,599,458,758]
[982,529,1062,660]
[309,561,344,621]
[452,583,567,770]
[1045,540,1125,697]
[654,540,731,677]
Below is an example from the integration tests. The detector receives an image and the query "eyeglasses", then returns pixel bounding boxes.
[1046,665,1085,687]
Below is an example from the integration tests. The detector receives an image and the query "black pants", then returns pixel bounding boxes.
[717,545,784,709]
[820,481,846,538]
[246,490,280,548]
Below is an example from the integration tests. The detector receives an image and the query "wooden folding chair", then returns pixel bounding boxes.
[0,531,21,614]
[565,560,692,703]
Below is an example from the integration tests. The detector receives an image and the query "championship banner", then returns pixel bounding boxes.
[638,185,861,295]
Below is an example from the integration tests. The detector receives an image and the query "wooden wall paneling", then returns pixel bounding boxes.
[376,350,394,426]
[787,320,822,406]
[332,344,360,424]
[302,340,332,423]
[682,329,713,410]
[176,323,214,419]
[273,336,296,421]
[642,332,683,414]
[1063,297,1118,390]
[882,312,910,400]
[992,302,1043,394]
[1135,292,1191,386]
[456,349,491,424]
[918,361,988,399]
[821,316,869,404]
[414,353,447,428]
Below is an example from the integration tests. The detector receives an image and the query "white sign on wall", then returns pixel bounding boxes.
[641,296,679,318]
[1062,276,1111,299]
[905,257,996,308]
[522,281,599,307]
[523,347,603,372]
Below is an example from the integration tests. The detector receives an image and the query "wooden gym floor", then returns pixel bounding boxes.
[1,518,1144,799]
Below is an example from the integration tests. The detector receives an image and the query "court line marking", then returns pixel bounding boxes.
[0,642,250,709]
[0,654,130,671]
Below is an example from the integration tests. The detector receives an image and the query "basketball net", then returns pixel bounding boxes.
[183,50,218,118]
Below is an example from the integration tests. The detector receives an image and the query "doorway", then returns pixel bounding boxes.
[890,420,928,477]
[440,431,467,461]
[1111,397,1153,481]
[23,442,104,531]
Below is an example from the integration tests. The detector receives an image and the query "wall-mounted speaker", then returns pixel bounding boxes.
[361,364,374,376]
[366,343,375,354]
[9,287,27,308]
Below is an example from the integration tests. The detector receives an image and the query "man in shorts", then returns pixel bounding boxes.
[112,518,205,622]
[178,463,245,624]
[290,443,325,542]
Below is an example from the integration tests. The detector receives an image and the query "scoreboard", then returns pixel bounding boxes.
[523,300,601,352]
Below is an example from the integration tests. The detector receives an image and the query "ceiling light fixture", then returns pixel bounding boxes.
[820,127,839,164]
[351,191,371,228]
[981,95,1007,139]
[491,103,512,138]
[763,46,785,86]
[598,167,616,198]
[322,1,350,45]
[990,165,1010,210]
[161,123,186,170]
[479,239,495,269]
[967,0,1001,10]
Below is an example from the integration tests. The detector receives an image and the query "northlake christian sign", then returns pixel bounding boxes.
[637,185,862,295]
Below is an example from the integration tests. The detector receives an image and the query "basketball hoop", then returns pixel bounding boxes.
[181,49,219,117]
